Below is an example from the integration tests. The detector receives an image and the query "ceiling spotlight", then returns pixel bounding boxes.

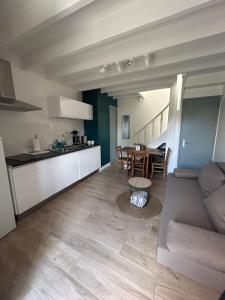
[99,65,107,74]
[144,54,150,66]
[116,62,122,73]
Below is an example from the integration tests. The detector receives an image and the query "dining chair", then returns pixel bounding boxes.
[115,146,127,171]
[125,150,133,175]
[151,148,171,179]
[131,150,147,177]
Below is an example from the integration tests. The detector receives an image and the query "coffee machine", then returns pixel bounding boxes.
[71,131,87,145]
[71,130,80,145]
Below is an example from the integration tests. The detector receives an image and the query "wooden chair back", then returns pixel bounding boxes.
[115,146,122,160]
[151,147,171,179]
[164,147,171,173]
[131,150,147,177]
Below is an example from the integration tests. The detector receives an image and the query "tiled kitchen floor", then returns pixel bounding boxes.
[0,165,220,299]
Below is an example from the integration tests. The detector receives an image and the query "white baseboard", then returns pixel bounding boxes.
[99,162,111,171]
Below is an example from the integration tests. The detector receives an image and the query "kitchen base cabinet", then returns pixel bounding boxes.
[9,147,100,215]
[79,146,101,179]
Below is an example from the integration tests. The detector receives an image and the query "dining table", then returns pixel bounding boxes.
[121,146,164,178]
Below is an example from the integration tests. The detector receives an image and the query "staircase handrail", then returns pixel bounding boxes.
[134,103,169,137]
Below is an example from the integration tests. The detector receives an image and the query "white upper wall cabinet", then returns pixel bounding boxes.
[47,96,93,120]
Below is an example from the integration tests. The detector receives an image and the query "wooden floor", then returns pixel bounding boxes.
[0,165,220,300]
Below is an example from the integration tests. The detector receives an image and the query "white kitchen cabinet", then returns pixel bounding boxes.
[10,152,80,215]
[9,147,100,215]
[79,146,101,179]
[47,96,93,120]
[63,152,80,186]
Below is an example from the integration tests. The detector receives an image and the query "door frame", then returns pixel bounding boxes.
[109,105,118,162]
[166,75,185,173]
[212,95,224,160]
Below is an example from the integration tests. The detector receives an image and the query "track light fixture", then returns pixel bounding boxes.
[116,62,122,73]
[99,65,107,74]
[144,54,150,66]
[126,59,133,66]
[99,53,153,74]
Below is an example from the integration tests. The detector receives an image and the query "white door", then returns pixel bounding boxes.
[0,138,16,238]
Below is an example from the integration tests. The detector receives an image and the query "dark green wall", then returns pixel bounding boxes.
[83,89,117,166]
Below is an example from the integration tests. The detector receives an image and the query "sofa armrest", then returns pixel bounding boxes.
[166,220,225,272]
[173,168,200,179]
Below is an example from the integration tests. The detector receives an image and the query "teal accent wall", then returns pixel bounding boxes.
[83,89,117,166]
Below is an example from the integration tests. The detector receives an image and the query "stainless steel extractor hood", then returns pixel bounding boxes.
[0,59,41,112]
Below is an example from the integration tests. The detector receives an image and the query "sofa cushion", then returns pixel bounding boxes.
[198,162,225,197]
[204,184,225,234]
[166,220,225,273]
[158,175,215,250]
[217,162,225,173]
[173,168,200,179]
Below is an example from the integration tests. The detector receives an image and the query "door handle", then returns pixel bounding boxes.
[182,139,189,148]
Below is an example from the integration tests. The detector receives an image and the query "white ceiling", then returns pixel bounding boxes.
[1,0,225,100]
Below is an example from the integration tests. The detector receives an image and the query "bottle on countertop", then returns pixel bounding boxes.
[61,133,66,147]
[32,134,41,152]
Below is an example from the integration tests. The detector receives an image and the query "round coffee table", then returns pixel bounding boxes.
[128,177,152,208]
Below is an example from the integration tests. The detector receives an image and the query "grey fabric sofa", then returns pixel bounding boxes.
[157,163,225,291]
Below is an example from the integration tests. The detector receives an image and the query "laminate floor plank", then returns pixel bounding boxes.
[0,165,220,299]
[80,243,157,299]
[0,228,99,300]
[156,271,220,300]
[70,258,152,300]
[119,243,167,277]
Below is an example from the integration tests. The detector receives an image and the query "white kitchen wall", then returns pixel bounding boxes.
[117,88,170,146]
[0,55,84,156]
[214,95,225,162]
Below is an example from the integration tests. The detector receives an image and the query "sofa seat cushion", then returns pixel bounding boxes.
[158,175,215,249]
[173,168,200,179]
[167,221,225,273]
[204,184,225,234]
[198,162,225,197]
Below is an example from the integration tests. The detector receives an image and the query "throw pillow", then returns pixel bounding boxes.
[204,184,225,234]
[198,161,225,197]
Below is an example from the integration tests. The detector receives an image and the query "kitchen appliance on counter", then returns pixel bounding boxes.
[32,134,41,152]
[81,135,87,145]
[0,137,16,238]
[71,130,79,144]
[71,131,87,145]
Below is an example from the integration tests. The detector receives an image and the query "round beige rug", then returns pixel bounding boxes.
[116,191,162,218]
